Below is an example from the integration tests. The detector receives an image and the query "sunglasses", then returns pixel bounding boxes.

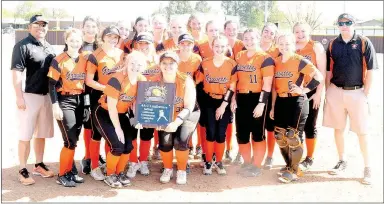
[338,21,353,27]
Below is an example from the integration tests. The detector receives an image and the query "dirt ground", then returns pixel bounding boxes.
[1,33,383,202]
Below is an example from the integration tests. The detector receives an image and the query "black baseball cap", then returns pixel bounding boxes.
[137,32,154,43]
[178,33,194,44]
[159,51,179,64]
[29,14,48,24]
[337,13,356,23]
[102,26,120,37]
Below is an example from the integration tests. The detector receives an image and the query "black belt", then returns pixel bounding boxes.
[336,85,363,90]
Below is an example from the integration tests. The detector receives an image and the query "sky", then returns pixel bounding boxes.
[2,1,383,25]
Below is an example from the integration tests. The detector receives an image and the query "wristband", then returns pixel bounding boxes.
[258,90,270,104]
[223,90,234,102]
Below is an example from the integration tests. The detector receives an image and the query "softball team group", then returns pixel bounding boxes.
[14,12,376,188]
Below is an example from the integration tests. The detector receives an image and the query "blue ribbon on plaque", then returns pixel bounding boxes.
[134,81,175,129]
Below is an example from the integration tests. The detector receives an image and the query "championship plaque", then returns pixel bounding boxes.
[134,81,176,129]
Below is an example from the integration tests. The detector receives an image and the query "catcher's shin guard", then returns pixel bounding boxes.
[286,127,303,174]
[275,127,290,166]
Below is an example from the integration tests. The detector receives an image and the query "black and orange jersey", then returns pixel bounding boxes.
[178,53,202,80]
[265,45,281,59]
[229,39,246,60]
[196,57,237,98]
[87,48,124,86]
[274,53,317,96]
[149,72,188,120]
[47,52,86,94]
[156,38,178,53]
[99,74,147,113]
[123,39,139,54]
[196,40,232,59]
[232,51,275,93]
[296,40,319,66]
[142,56,161,79]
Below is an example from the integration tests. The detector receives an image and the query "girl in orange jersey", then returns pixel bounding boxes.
[125,32,157,178]
[187,13,208,42]
[259,22,280,170]
[223,20,245,162]
[116,20,131,50]
[196,35,237,175]
[156,16,188,53]
[149,51,200,185]
[85,26,124,181]
[47,28,86,187]
[80,16,102,176]
[123,16,150,54]
[293,22,326,172]
[152,14,169,48]
[270,33,323,183]
[93,51,147,188]
[230,28,274,177]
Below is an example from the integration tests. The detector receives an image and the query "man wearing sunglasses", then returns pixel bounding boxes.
[324,13,378,185]
[11,14,56,185]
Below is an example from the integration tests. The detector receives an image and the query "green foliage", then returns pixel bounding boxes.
[194,1,211,13]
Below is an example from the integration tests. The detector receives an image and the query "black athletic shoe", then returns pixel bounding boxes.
[329,160,347,175]
[299,156,314,172]
[186,161,191,174]
[68,171,84,183]
[57,173,76,187]
[80,158,91,175]
[118,172,131,186]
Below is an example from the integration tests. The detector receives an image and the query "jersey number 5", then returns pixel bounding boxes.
[249,74,257,84]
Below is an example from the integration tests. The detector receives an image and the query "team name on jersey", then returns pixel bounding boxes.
[174,96,184,105]
[237,65,256,72]
[66,73,86,81]
[119,94,135,102]
[102,66,120,75]
[142,68,161,76]
[275,71,293,78]
[205,74,229,84]
[303,55,312,61]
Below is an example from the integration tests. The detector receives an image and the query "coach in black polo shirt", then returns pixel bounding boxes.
[11,14,56,185]
[323,13,378,185]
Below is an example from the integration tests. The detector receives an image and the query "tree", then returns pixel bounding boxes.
[283,2,323,31]
[2,8,14,18]
[164,1,193,21]
[194,1,211,13]
[221,1,262,27]
[267,1,286,25]
[48,8,70,19]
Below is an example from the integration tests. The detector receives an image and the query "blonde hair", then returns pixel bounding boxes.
[152,14,169,41]
[187,13,204,32]
[63,28,83,52]
[293,21,312,33]
[277,33,296,43]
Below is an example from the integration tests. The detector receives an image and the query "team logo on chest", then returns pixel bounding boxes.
[275,71,293,78]
[237,65,256,72]
[351,43,358,49]
[205,74,229,84]
[102,66,120,75]
[303,55,312,61]
[66,72,86,80]
[119,94,135,102]
[142,68,161,76]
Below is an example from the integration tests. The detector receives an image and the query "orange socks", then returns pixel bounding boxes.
[130,140,138,163]
[154,130,159,149]
[106,152,120,176]
[59,147,75,176]
[83,129,92,159]
[160,150,174,169]
[305,138,317,158]
[214,142,225,163]
[205,141,214,162]
[226,124,233,151]
[252,140,266,168]
[197,125,202,147]
[116,153,130,174]
[267,131,276,158]
[238,143,252,164]
[139,140,151,162]
[89,140,101,170]
[175,150,189,170]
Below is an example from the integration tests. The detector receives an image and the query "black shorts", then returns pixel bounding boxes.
[90,89,103,141]
[274,95,309,142]
[196,83,207,127]
[205,96,231,143]
[304,88,320,139]
[82,85,93,129]
[265,93,275,132]
[235,92,267,144]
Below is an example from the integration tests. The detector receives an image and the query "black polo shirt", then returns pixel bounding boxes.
[11,33,56,95]
[326,32,378,87]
